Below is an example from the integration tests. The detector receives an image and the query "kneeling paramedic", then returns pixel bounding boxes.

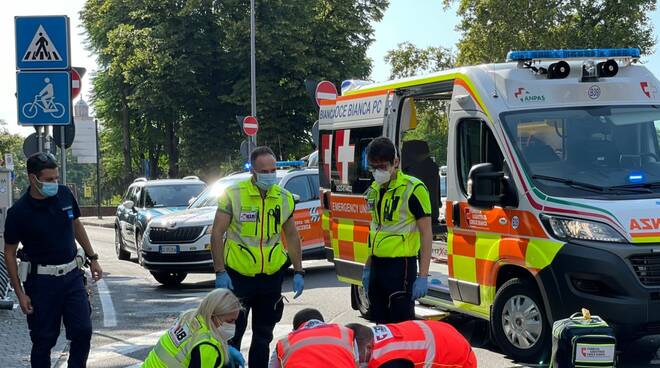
[362,137,433,324]
[270,308,359,368]
[144,288,245,368]
[346,320,477,368]
[211,146,305,368]
[3,152,103,367]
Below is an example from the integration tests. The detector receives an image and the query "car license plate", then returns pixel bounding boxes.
[160,245,178,254]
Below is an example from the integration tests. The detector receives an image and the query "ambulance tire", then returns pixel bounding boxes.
[115,226,131,261]
[352,285,372,319]
[491,278,550,363]
[151,271,187,287]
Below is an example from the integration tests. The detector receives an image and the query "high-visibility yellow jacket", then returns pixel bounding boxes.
[366,170,431,258]
[143,315,226,368]
[218,179,294,276]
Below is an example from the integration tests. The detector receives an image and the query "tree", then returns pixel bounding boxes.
[385,42,454,79]
[443,0,656,65]
[0,129,28,199]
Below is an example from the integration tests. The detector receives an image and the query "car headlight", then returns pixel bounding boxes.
[540,214,626,243]
[205,225,213,235]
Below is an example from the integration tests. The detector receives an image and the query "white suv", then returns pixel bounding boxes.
[141,167,322,286]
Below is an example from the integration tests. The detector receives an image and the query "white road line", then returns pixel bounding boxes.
[88,330,164,364]
[96,278,117,327]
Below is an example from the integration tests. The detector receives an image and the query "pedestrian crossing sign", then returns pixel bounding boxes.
[15,16,70,70]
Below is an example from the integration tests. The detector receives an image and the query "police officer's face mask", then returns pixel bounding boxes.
[33,175,58,197]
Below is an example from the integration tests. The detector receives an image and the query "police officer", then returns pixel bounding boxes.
[210,146,305,368]
[3,152,103,367]
[362,137,432,324]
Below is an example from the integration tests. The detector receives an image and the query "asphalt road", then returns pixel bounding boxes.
[83,226,659,367]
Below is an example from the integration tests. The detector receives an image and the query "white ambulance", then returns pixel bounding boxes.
[319,48,660,362]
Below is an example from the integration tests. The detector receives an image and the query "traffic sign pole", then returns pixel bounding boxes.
[250,0,257,156]
[61,125,66,184]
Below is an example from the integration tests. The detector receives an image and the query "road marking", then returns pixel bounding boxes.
[88,330,164,364]
[96,278,117,327]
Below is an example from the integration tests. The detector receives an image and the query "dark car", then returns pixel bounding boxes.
[114,176,206,263]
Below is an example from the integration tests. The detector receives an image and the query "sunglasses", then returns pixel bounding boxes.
[34,152,57,163]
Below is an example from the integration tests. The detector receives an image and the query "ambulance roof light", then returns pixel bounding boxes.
[506,48,640,62]
[276,160,306,168]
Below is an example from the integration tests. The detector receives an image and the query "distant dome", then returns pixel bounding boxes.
[74,99,89,118]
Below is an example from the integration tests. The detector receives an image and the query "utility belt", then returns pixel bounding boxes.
[17,247,86,282]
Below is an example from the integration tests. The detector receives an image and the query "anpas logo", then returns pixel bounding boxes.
[630,217,660,231]
[514,87,545,103]
[641,81,657,98]
[581,347,588,357]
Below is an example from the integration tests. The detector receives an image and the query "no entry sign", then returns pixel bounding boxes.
[243,115,258,136]
[315,81,337,106]
[71,68,81,99]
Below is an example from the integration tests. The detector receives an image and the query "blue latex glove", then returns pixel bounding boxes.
[228,345,245,367]
[293,273,304,299]
[412,276,429,300]
[362,267,370,294]
[215,271,234,290]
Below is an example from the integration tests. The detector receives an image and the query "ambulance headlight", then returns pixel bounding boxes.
[540,214,626,243]
[205,225,213,235]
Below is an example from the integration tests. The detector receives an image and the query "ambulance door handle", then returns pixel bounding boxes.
[452,202,461,228]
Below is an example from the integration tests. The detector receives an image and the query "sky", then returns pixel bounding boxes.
[2,0,660,137]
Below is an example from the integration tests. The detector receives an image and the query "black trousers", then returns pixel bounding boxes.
[368,256,417,324]
[23,269,92,368]
[227,267,284,368]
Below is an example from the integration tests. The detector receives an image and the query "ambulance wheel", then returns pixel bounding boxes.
[151,271,187,287]
[352,285,372,319]
[491,278,550,363]
[115,226,131,261]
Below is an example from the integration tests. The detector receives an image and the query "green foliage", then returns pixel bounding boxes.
[385,42,455,79]
[81,0,389,199]
[0,129,27,200]
[443,0,656,65]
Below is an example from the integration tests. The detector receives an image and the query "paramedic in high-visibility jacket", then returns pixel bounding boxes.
[346,320,477,368]
[210,146,305,368]
[362,137,433,324]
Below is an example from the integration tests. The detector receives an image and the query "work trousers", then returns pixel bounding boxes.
[227,267,284,368]
[23,269,92,368]
[368,256,417,324]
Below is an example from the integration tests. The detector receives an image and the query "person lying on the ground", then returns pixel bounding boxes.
[143,288,245,368]
[269,308,360,368]
[346,320,477,368]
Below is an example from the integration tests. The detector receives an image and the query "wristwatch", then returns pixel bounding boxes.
[86,253,99,261]
[294,269,305,276]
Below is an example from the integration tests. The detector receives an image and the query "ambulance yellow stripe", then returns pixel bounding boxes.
[525,239,564,270]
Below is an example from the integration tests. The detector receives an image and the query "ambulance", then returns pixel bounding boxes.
[318,48,660,362]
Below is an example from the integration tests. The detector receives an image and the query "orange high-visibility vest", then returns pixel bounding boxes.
[369,320,477,368]
[276,321,357,368]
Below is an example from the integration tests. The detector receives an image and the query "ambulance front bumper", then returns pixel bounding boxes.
[538,240,660,340]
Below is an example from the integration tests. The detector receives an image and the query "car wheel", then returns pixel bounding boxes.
[151,271,187,287]
[491,278,550,363]
[136,232,144,266]
[115,226,131,261]
[352,284,372,319]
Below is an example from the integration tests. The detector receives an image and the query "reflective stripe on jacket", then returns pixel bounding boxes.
[369,320,477,368]
[276,321,357,367]
[367,170,428,257]
[143,315,225,368]
[219,179,294,276]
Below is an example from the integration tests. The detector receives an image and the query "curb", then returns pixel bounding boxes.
[80,221,115,229]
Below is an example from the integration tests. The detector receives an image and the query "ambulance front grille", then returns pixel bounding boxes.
[149,226,204,244]
[629,254,660,287]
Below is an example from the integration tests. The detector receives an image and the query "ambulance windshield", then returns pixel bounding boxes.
[501,105,660,198]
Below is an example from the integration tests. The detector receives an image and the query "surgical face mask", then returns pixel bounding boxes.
[255,172,278,190]
[372,169,391,185]
[34,176,58,197]
[219,322,236,340]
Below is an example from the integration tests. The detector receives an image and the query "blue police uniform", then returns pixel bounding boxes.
[4,185,92,368]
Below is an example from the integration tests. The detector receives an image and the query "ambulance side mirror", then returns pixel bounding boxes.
[467,163,505,210]
[292,194,301,203]
[123,200,135,210]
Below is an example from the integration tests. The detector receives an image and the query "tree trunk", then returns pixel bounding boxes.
[121,91,132,185]
[166,121,179,178]
[149,145,161,179]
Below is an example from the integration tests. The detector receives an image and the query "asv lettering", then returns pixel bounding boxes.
[630,218,660,231]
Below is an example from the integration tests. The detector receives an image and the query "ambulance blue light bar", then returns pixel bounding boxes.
[276,160,305,168]
[506,48,640,62]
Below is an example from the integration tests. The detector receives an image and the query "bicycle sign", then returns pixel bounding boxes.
[16,71,71,125]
